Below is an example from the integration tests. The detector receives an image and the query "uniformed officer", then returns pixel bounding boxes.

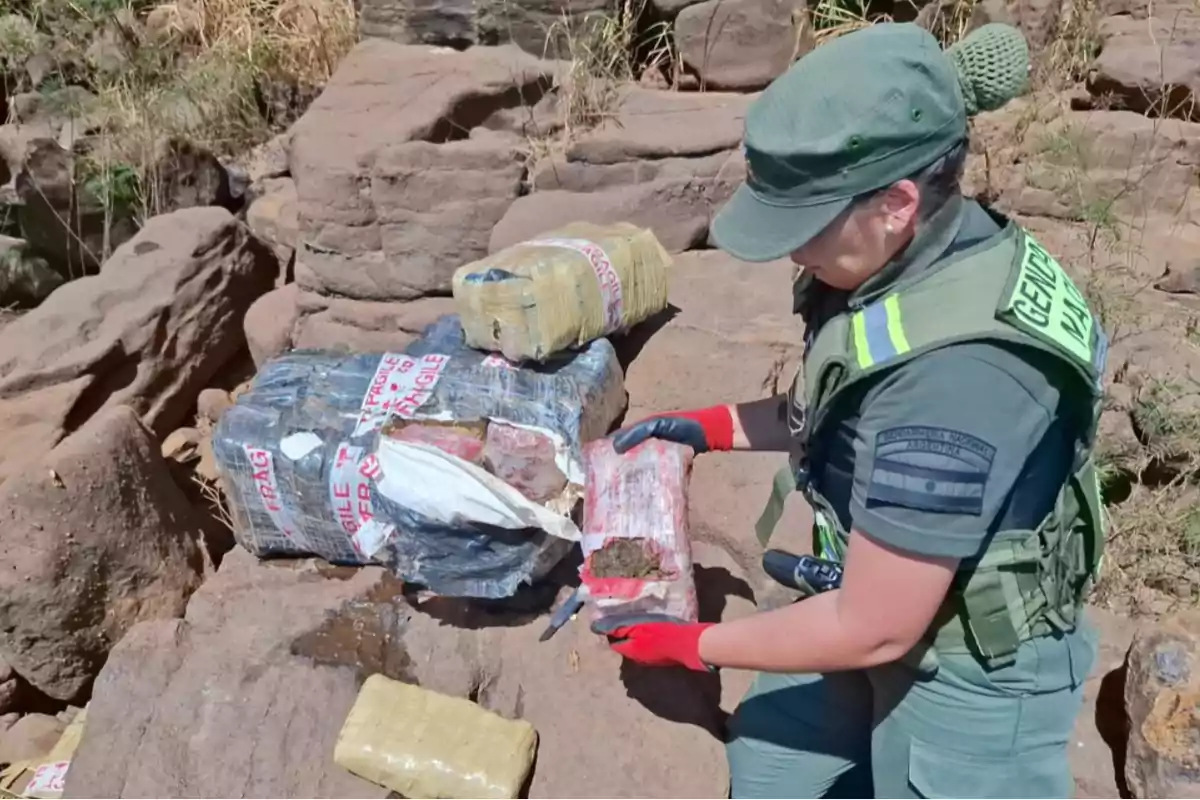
[596,21,1109,799]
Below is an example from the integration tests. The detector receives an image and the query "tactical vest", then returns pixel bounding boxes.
[755,219,1109,672]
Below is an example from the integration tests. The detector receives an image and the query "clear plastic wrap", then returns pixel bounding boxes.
[212,314,627,598]
[452,221,672,363]
[334,673,538,800]
[578,437,698,622]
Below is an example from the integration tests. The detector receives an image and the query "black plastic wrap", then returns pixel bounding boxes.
[212,314,627,597]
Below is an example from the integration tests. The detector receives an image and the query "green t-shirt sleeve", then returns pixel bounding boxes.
[847,346,1060,560]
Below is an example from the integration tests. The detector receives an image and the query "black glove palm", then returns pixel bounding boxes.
[611,416,712,455]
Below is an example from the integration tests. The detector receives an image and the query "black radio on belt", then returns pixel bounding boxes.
[762,549,844,595]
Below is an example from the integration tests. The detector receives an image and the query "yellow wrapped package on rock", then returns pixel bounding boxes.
[334,674,538,799]
[452,221,672,362]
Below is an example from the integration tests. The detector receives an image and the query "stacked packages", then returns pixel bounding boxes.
[454,222,698,623]
[214,222,678,599]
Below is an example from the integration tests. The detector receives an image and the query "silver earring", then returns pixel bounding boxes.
[885,224,894,233]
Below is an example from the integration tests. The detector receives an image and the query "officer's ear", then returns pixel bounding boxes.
[878,179,921,235]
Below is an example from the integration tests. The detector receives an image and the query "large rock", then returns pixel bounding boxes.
[566,87,753,164]
[65,547,744,798]
[652,0,707,16]
[296,138,523,301]
[491,102,750,253]
[1087,6,1200,120]
[1068,606,1138,799]
[11,134,137,278]
[243,283,302,368]
[490,163,742,254]
[531,150,738,191]
[358,0,611,57]
[674,0,809,91]
[0,714,65,766]
[245,176,297,279]
[62,550,393,799]
[0,405,206,701]
[289,40,559,303]
[0,206,277,482]
[0,233,62,307]
[917,0,1058,50]
[241,283,460,369]
[1124,612,1200,797]
[965,94,1200,223]
[291,292,459,353]
[12,135,234,278]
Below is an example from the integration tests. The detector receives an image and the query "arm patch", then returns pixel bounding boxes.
[865,425,997,516]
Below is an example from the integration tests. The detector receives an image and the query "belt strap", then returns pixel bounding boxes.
[755,466,796,547]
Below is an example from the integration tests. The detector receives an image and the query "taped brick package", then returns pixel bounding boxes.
[452,221,672,363]
[334,674,538,799]
[578,437,699,622]
[211,314,627,598]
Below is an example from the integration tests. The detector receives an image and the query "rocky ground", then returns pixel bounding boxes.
[1,0,1200,795]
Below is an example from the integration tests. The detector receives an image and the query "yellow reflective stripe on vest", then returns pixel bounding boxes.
[851,294,911,369]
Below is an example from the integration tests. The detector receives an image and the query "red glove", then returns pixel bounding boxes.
[600,620,716,672]
[669,407,736,452]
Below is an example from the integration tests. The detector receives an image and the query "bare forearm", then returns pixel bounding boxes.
[695,591,911,673]
[730,393,792,452]
[695,531,959,673]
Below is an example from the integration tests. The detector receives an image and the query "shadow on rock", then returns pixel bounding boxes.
[403,546,584,630]
[611,303,681,373]
[1095,662,1133,799]
[616,563,755,740]
[695,563,756,620]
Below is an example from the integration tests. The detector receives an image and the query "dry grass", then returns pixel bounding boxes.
[192,468,235,533]
[808,0,888,44]
[3,0,356,259]
[101,0,355,173]
[541,0,675,138]
[544,2,637,138]
[1043,0,1103,86]
[533,0,903,163]
[1097,481,1200,614]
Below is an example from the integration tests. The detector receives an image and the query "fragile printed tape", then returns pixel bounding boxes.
[353,352,452,437]
[243,445,311,550]
[25,761,69,797]
[328,443,395,559]
[525,237,625,335]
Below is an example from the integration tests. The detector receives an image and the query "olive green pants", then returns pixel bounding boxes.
[725,613,1098,799]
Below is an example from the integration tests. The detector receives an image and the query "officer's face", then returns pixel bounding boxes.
[789,180,921,291]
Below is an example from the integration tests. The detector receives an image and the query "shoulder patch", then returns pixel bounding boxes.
[865,425,997,516]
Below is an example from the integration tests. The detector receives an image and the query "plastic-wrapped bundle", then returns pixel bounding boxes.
[334,674,538,799]
[578,437,698,622]
[212,314,627,598]
[452,221,672,363]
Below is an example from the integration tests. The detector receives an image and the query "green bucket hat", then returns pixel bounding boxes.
[711,21,1030,263]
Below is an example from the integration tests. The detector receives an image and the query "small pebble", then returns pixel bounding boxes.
[197,388,233,424]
